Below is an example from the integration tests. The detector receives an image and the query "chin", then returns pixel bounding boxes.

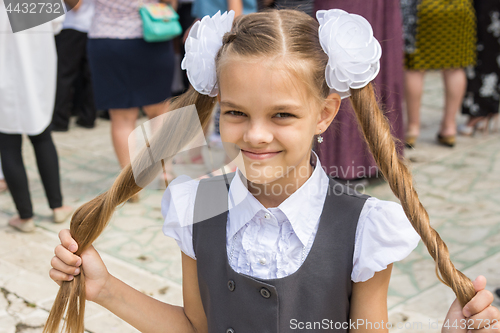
[238,162,286,185]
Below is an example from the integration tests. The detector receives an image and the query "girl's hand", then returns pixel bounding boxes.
[49,229,111,303]
[443,276,500,333]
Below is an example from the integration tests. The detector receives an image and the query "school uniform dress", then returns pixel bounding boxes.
[162,154,420,332]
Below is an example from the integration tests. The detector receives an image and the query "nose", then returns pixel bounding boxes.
[243,120,273,146]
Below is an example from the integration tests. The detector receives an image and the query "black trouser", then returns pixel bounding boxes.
[52,28,96,129]
[172,2,196,96]
[0,126,63,219]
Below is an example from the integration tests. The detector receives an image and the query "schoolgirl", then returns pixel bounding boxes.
[45,9,500,333]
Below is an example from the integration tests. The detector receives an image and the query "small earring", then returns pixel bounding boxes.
[317,130,324,144]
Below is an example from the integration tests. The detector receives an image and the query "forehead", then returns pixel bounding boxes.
[218,57,314,110]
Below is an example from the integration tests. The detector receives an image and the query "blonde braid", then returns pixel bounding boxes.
[43,87,217,333]
[350,84,475,307]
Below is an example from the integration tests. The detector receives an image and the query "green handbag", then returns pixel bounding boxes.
[139,3,182,42]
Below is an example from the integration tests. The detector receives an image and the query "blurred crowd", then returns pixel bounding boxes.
[0,0,499,232]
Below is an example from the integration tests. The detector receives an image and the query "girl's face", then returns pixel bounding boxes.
[218,57,339,185]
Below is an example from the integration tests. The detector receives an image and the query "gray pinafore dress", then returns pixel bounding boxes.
[193,172,369,333]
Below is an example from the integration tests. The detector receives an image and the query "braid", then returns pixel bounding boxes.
[349,84,475,307]
[43,87,217,333]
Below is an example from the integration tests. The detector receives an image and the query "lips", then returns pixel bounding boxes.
[241,149,282,160]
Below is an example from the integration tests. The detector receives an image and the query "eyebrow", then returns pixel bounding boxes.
[219,101,302,112]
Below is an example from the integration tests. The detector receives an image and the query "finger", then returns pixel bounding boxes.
[467,306,500,329]
[58,229,78,253]
[54,244,82,267]
[49,268,74,285]
[50,256,81,276]
[464,290,495,318]
[474,276,487,292]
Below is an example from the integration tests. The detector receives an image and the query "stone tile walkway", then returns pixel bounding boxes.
[0,72,499,332]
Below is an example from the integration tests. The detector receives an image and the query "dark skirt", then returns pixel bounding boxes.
[87,38,174,110]
[313,0,405,180]
[462,1,500,117]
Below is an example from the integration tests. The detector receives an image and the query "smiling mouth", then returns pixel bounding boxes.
[241,149,282,160]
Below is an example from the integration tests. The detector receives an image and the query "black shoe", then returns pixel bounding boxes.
[76,119,95,129]
[437,133,456,147]
[98,110,110,120]
[51,123,68,132]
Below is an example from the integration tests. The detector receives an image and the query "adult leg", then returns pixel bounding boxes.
[441,69,467,136]
[0,132,33,219]
[0,156,7,192]
[404,70,425,138]
[28,126,63,209]
[76,32,97,128]
[142,101,169,119]
[176,1,196,94]
[142,102,175,183]
[52,29,85,131]
[109,108,139,168]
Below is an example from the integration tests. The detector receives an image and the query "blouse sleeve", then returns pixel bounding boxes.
[161,175,200,260]
[351,197,421,282]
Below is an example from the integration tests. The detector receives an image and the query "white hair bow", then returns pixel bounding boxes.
[317,9,382,99]
[181,10,235,97]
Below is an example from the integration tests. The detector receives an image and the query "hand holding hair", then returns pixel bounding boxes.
[49,229,111,303]
[443,276,500,333]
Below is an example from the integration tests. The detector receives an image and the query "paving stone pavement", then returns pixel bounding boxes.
[0,71,499,332]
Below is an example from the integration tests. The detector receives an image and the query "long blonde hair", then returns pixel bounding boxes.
[44,9,474,333]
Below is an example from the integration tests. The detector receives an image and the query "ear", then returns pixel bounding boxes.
[316,92,341,135]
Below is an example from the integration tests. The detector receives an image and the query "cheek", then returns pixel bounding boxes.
[277,127,315,153]
[219,119,239,144]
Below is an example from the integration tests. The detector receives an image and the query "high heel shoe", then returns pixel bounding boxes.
[437,133,456,147]
[458,114,499,136]
[405,134,418,148]
[458,116,486,136]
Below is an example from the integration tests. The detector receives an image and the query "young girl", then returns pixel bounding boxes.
[45,9,500,333]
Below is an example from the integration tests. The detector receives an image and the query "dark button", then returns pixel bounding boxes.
[260,287,271,299]
[227,280,235,292]
[226,328,235,333]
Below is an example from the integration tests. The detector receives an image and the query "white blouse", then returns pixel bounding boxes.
[162,156,421,283]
